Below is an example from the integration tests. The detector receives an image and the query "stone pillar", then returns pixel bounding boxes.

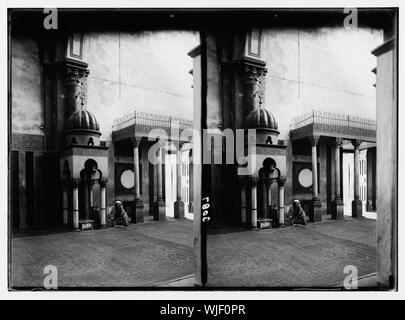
[240,178,247,225]
[332,138,344,220]
[174,146,185,219]
[99,179,107,228]
[266,178,273,219]
[309,135,322,222]
[72,179,79,231]
[352,139,363,217]
[131,137,144,223]
[82,179,90,220]
[153,142,166,221]
[89,180,95,213]
[62,180,69,226]
[278,178,286,225]
[249,177,258,229]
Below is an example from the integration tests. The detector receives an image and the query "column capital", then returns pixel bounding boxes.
[248,176,258,187]
[335,137,343,147]
[277,176,286,187]
[64,60,89,84]
[98,178,108,188]
[309,135,320,147]
[71,178,80,189]
[351,139,362,149]
[265,177,274,187]
[130,136,142,148]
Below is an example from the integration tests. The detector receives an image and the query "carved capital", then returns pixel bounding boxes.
[71,178,80,189]
[98,178,108,188]
[309,135,320,147]
[351,139,362,149]
[241,64,268,84]
[248,176,258,187]
[130,136,142,148]
[335,137,343,147]
[64,63,89,85]
[277,176,286,187]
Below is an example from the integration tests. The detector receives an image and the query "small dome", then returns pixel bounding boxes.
[66,109,100,132]
[246,107,278,131]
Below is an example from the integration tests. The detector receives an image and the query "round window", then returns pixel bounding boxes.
[120,169,134,189]
[298,168,312,188]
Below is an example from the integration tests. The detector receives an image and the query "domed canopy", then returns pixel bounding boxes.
[246,107,279,131]
[66,109,100,132]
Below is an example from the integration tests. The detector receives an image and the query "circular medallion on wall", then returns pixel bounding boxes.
[298,168,312,188]
[120,169,134,189]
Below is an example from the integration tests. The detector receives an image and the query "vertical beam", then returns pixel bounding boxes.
[249,177,258,229]
[153,142,166,221]
[351,139,363,218]
[240,179,247,225]
[278,178,285,225]
[131,137,144,223]
[333,138,344,220]
[309,135,322,222]
[188,149,193,213]
[18,151,27,229]
[99,179,107,228]
[72,179,79,231]
[174,147,185,219]
[266,178,272,219]
[188,42,202,286]
[33,152,43,229]
[62,181,69,226]
[373,31,397,288]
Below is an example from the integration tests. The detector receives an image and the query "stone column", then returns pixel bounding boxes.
[88,180,95,213]
[131,137,144,223]
[249,177,258,229]
[240,178,247,225]
[62,180,69,226]
[82,179,90,221]
[99,179,107,228]
[278,178,286,225]
[153,142,166,221]
[72,179,79,231]
[174,146,185,219]
[266,178,273,219]
[352,139,363,217]
[332,138,344,220]
[309,135,322,222]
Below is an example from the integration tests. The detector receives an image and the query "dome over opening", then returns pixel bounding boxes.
[246,107,278,131]
[66,109,100,132]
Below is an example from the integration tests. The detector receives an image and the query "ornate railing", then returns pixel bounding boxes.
[290,110,376,131]
[112,111,193,131]
[290,110,376,141]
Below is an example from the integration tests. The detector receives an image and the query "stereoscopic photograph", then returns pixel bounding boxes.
[7,7,398,291]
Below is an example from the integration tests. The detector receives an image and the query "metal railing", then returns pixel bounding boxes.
[112,111,193,131]
[290,110,376,131]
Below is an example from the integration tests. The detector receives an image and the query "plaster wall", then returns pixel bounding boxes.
[84,31,199,140]
[11,35,44,135]
[261,27,383,140]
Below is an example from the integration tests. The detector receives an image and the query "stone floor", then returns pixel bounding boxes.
[10,219,193,289]
[207,216,377,288]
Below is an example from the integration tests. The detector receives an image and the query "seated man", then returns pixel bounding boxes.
[285,199,307,226]
[109,200,129,227]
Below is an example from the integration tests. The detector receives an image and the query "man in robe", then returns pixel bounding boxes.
[109,200,129,227]
[285,199,307,226]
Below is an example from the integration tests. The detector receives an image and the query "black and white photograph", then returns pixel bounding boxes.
[4,3,400,299]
